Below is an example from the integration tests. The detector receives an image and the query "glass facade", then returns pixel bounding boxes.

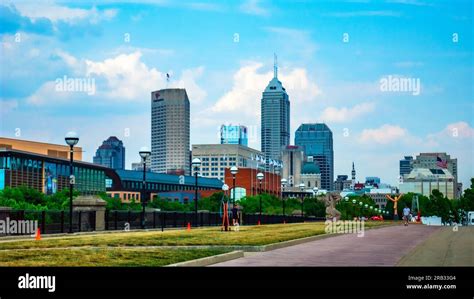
[0,152,106,195]
[295,124,334,191]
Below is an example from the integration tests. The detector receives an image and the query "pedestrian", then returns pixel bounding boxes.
[232,204,240,227]
[402,205,411,226]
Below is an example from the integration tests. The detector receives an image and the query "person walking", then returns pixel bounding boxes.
[402,205,411,226]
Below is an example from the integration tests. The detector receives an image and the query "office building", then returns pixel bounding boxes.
[399,156,414,178]
[151,88,190,175]
[93,136,125,170]
[131,160,150,172]
[295,123,334,191]
[261,55,290,168]
[192,144,264,182]
[334,175,352,192]
[412,152,459,198]
[365,177,381,187]
[281,145,304,190]
[220,125,248,146]
[399,168,456,199]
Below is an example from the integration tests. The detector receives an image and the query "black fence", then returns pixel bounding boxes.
[0,209,96,236]
[0,209,324,236]
[104,210,324,231]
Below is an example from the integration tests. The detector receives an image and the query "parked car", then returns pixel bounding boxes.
[370,215,383,221]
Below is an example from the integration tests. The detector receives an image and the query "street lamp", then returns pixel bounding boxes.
[65,132,79,234]
[257,172,264,223]
[192,158,202,226]
[139,147,151,229]
[313,186,318,197]
[281,178,287,219]
[299,183,305,218]
[230,166,239,207]
[344,196,349,201]
[352,199,357,204]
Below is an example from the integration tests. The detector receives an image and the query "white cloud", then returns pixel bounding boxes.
[240,0,269,16]
[14,2,118,24]
[210,61,321,117]
[359,124,407,144]
[24,51,206,105]
[436,121,474,139]
[319,102,375,123]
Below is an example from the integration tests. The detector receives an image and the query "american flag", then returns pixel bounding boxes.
[436,156,448,168]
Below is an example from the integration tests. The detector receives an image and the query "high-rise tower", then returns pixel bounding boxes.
[151,88,190,175]
[261,55,290,168]
[295,123,334,191]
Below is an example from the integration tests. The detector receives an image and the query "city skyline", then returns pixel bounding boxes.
[0,0,472,188]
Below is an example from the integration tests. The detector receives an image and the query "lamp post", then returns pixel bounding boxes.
[65,132,79,234]
[139,147,151,229]
[230,166,238,207]
[299,183,305,218]
[192,158,202,227]
[281,178,287,219]
[257,172,264,223]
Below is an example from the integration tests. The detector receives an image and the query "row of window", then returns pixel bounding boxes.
[121,180,213,192]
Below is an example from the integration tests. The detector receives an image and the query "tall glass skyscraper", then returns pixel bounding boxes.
[295,123,334,191]
[93,136,125,170]
[151,88,190,175]
[261,55,290,167]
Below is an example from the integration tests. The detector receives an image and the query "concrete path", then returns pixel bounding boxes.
[397,226,474,266]
[211,224,441,266]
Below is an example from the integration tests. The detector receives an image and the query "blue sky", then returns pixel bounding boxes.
[0,0,473,188]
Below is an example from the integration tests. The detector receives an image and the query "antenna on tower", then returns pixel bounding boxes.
[273,53,278,78]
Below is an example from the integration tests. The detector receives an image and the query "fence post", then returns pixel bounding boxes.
[105,210,108,230]
[114,211,118,230]
[41,211,46,234]
[61,211,64,233]
[78,211,82,232]
[127,210,131,228]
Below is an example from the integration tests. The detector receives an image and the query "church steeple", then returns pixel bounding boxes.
[351,162,356,182]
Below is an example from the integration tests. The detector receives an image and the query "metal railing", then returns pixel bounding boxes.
[0,209,324,236]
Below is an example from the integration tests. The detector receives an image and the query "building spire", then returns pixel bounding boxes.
[273,53,278,78]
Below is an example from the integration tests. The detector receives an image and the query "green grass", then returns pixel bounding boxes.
[0,248,229,267]
[0,221,391,250]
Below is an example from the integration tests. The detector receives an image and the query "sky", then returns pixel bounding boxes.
[0,0,473,189]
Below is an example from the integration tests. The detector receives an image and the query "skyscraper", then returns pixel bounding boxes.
[261,55,290,168]
[151,88,190,175]
[93,136,125,170]
[295,123,334,191]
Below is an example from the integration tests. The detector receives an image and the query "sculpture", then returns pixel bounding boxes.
[323,193,342,220]
[385,194,403,220]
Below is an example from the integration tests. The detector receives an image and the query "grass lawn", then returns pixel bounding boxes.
[0,247,229,267]
[0,221,391,250]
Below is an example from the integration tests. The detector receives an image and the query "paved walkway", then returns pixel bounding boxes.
[397,226,474,266]
[211,224,441,266]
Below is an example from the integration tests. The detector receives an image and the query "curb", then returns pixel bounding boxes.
[165,250,244,267]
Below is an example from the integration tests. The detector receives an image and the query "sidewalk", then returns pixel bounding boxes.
[397,226,474,266]
[211,224,440,266]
